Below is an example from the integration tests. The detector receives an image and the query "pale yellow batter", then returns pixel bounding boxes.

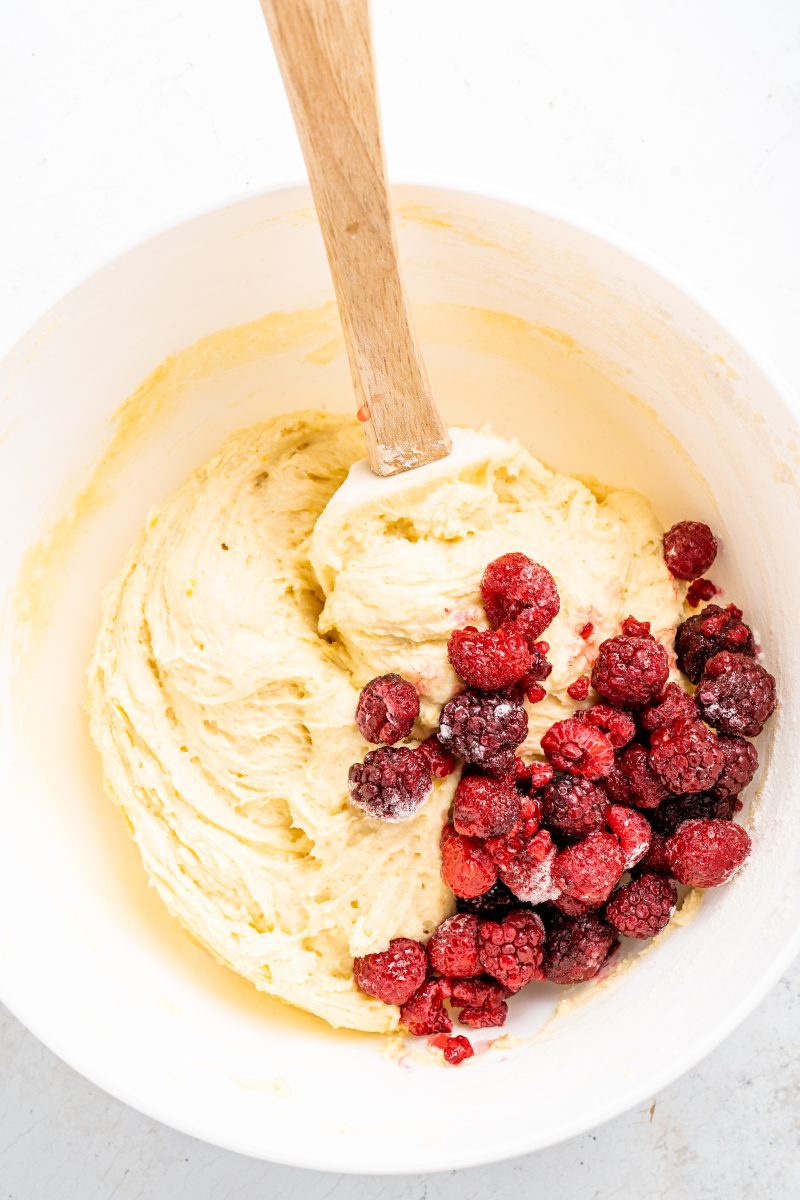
[88,410,683,1032]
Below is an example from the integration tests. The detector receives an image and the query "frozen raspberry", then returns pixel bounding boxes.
[487,825,560,905]
[686,578,719,608]
[652,792,736,837]
[567,675,590,701]
[427,914,481,977]
[553,831,625,905]
[696,652,777,737]
[621,616,652,637]
[602,759,633,807]
[614,743,668,809]
[640,682,698,732]
[450,978,509,1028]
[348,747,432,822]
[663,520,718,580]
[650,718,724,795]
[400,978,452,1035]
[550,892,593,917]
[477,909,546,992]
[573,704,636,749]
[527,760,555,789]
[526,640,554,681]
[541,718,614,780]
[541,776,609,840]
[354,938,427,1005]
[605,873,678,938]
[636,831,672,875]
[481,553,560,640]
[438,689,528,776]
[448,623,532,691]
[355,673,419,744]
[543,911,618,984]
[416,735,458,778]
[591,633,669,708]
[443,1035,474,1065]
[605,805,652,869]
[675,604,756,683]
[453,775,521,838]
[579,622,594,640]
[524,683,546,704]
[666,818,751,886]
[456,878,517,918]
[713,735,758,800]
[441,824,498,898]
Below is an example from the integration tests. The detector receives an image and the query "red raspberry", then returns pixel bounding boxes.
[477,909,546,992]
[487,826,560,905]
[355,673,419,744]
[636,830,672,875]
[480,553,560,640]
[579,622,594,640]
[567,675,590,701]
[443,1035,474,1065]
[400,978,452,1035]
[675,604,756,683]
[591,633,669,708]
[666,818,751,886]
[438,689,528,776]
[640,682,698,731]
[601,759,633,807]
[450,978,509,1028]
[416,735,458,778]
[573,704,636,749]
[686,578,719,608]
[448,623,533,691]
[456,878,517,918]
[427,914,481,977]
[440,824,498,898]
[713,735,758,800]
[541,775,609,840]
[696,652,777,737]
[614,743,668,809]
[527,760,555,789]
[453,775,521,838]
[540,717,614,780]
[353,938,428,1005]
[649,718,724,795]
[605,804,652,869]
[525,683,546,704]
[550,892,593,917]
[543,911,618,984]
[605,873,678,938]
[348,747,432,822]
[663,520,718,580]
[553,831,625,905]
[621,616,652,637]
[524,640,554,681]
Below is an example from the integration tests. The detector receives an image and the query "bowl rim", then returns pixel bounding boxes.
[1,178,799,1174]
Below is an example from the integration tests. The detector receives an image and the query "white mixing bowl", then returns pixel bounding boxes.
[0,184,798,1173]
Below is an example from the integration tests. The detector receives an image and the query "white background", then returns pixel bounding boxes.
[1,0,799,1195]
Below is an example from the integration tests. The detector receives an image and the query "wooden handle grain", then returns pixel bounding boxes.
[260,0,451,475]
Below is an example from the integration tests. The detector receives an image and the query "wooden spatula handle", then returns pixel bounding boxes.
[260,0,451,475]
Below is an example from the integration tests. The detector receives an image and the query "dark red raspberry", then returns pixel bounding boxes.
[543,911,618,984]
[448,623,532,691]
[567,675,590,701]
[348,747,432,822]
[686,578,719,608]
[666,818,751,886]
[696,652,777,737]
[675,604,756,683]
[614,743,668,809]
[541,717,614,780]
[649,718,724,795]
[477,909,546,992]
[416,735,458,778]
[355,673,419,744]
[605,873,678,938]
[450,978,509,1028]
[487,825,560,905]
[456,878,517,918]
[636,831,672,875]
[573,703,636,748]
[525,640,554,681]
[353,938,428,1005]
[480,553,560,640]
[440,824,498,898]
[713,735,758,800]
[591,633,669,708]
[605,804,652,869]
[541,775,609,840]
[437,689,528,776]
[453,775,521,838]
[427,913,481,977]
[550,892,593,917]
[652,792,736,837]
[443,1035,474,1065]
[663,520,718,580]
[602,759,634,807]
[553,831,625,905]
[640,682,698,732]
[400,978,452,1035]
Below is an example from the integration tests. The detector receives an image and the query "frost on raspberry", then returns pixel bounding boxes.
[540,717,614,780]
[348,746,433,821]
[640,682,698,731]
[713,735,758,800]
[552,831,625,905]
[573,703,636,749]
[675,604,756,683]
[437,688,528,776]
[543,911,618,984]
[605,804,652,869]
[354,938,428,1005]
[400,978,452,1036]
[440,824,498,898]
[541,775,609,840]
[666,817,751,887]
[663,520,718,580]
[480,552,560,640]
[591,631,669,708]
[477,909,546,992]
[448,623,532,691]
[649,718,724,795]
[605,873,678,938]
[486,822,561,905]
[453,775,521,838]
[427,913,481,978]
[355,673,420,744]
[696,651,777,737]
[450,978,509,1028]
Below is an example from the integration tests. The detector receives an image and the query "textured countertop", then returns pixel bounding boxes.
[2,1,799,1195]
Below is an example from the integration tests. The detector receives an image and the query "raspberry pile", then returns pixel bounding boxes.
[349,531,774,1062]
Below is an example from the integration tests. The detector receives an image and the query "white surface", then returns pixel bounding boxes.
[1,0,799,1193]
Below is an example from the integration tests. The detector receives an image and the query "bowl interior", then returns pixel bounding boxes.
[1,185,799,1172]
